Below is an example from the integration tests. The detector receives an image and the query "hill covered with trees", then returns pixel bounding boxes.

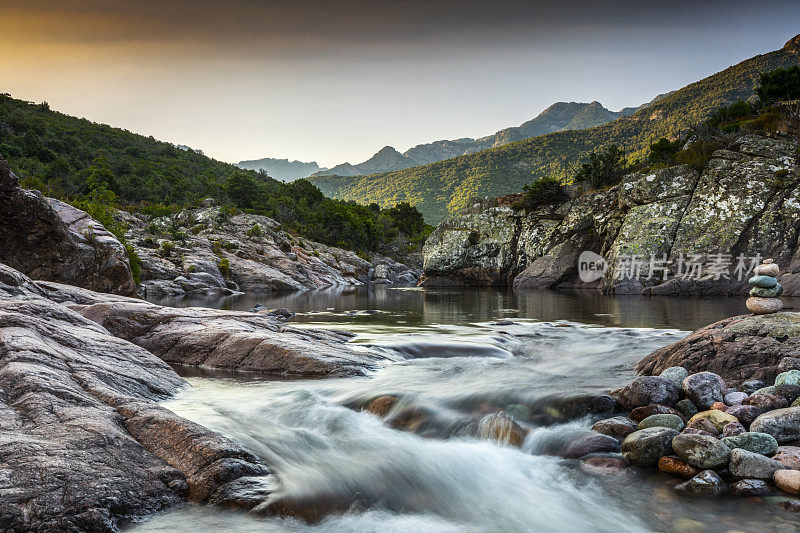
[308,36,800,223]
[0,94,429,254]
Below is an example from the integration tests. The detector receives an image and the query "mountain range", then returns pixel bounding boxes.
[313,101,639,177]
[236,157,324,182]
[307,36,800,223]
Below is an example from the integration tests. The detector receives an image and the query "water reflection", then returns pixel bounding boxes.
[149,285,797,332]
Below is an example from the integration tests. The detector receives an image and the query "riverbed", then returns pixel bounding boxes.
[131,287,800,532]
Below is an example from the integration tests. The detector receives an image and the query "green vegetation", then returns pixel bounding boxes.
[308,42,800,223]
[756,66,800,104]
[515,177,568,210]
[647,138,682,167]
[0,93,429,256]
[246,223,262,238]
[218,258,230,277]
[573,145,629,190]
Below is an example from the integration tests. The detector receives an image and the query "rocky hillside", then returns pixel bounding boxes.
[422,133,800,296]
[126,205,419,298]
[313,101,633,177]
[310,36,800,223]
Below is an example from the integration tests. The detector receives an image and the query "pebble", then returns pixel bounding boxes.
[729,448,787,479]
[579,456,629,476]
[744,393,788,412]
[750,284,783,298]
[773,446,800,469]
[658,455,701,479]
[629,404,684,423]
[725,405,762,425]
[774,384,800,404]
[689,410,738,433]
[746,296,784,315]
[724,392,748,406]
[659,366,689,389]
[774,469,800,494]
[560,433,620,459]
[722,421,746,437]
[674,470,726,496]
[754,263,780,277]
[621,427,679,467]
[683,372,725,410]
[751,407,800,443]
[617,376,681,410]
[710,401,727,411]
[638,414,685,431]
[676,399,699,419]
[591,416,639,440]
[721,432,779,456]
[777,370,800,387]
[752,386,777,396]
[730,479,769,496]
[749,275,778,288]
[671,433,731,469]
[779,358,800,373]
[682,427,718,438]
[741,379,766,395]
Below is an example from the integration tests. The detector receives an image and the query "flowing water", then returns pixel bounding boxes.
[132,288,800,533]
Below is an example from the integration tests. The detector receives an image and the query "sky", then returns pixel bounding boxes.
[2,1,800,168]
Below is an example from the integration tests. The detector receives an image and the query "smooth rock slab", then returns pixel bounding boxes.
[683,372,725,410]
[674,470,725,496]
[639,414,685,431]
[721,432,779,456]
[729,448,787,480]
[671,433,731,469]
[622,427,679,467]
[751,407,800,443]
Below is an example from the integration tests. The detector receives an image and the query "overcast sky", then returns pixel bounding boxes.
[2,0,799,167]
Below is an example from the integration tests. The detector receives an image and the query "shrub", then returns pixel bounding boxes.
[247,224,262,238]
[707,100,755,131]
[218,258,230,277]
[574,145,629,189]
[210,240,222,255]
[125,244,142,285]
[648,138,682,166]
[757,66,800,104]
[159,240,175,257]
[673,141,722,172]
[743,112,783,135]
[516,177,568,210]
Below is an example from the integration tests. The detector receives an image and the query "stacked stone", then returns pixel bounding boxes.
[746,259,783,315]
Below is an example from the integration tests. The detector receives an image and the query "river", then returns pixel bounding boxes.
[131,287,800,532]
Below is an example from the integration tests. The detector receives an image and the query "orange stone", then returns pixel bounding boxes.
[658,455,701,479]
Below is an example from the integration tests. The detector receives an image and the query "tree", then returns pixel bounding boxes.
[519,177,568,210]
[384,202,425,236]
[648,138,681,166]
[574,145,628,189]
[757,66,800,104]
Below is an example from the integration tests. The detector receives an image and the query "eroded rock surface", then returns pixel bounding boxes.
[636,312,800,386]
[0,264,271,531]
[422,134,800,295]
[0,154,136,296]
[122,207,418,297]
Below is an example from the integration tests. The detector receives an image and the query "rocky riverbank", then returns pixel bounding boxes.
[0,262,394,531]
[422,133,800,295]
[122,205,420,298]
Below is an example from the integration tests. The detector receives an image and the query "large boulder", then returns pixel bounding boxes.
[729,448,787,480]
[0,155,136,295]
[671,433,731,469]
[682,372,725,410]
[636,313,800,386]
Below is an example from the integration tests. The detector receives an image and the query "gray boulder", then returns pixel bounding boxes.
[615,376,681,410]
[671,433,731,469]
[683,372,725,410]
[621,427,679,467]
[674,470,726,496]
[729,448,787,480]
[750,407,800,443]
